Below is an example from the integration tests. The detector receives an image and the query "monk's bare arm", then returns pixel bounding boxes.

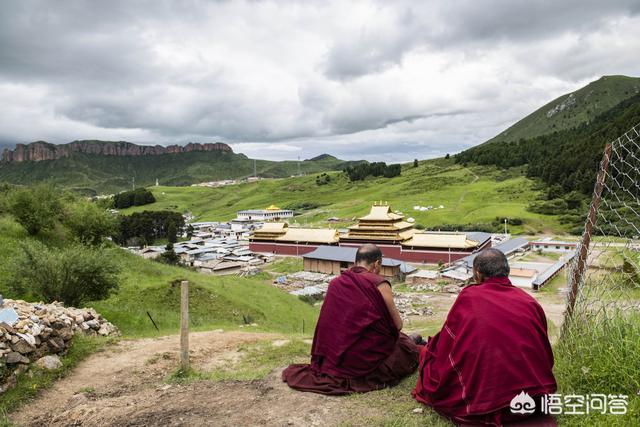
[377,282,403,331]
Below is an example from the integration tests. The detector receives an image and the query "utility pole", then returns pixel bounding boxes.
[504,218,507,235]
[297,156,301,176]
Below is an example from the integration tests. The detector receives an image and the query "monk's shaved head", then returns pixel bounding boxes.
[355,244,382,266]
[473,248,510,279]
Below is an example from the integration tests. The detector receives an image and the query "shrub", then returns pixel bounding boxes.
[11,242,120,307]
[113,188,156,209]
[5,184,63,235]
[63,200,118,246]
[159,243,181,265]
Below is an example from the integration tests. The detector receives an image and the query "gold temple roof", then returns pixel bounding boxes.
[402,233,481,249]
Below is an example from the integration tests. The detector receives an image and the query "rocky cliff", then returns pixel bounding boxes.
[1,140,233,162]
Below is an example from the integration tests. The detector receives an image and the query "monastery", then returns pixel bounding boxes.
[249,203,491,264]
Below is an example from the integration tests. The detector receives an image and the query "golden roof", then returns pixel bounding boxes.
[402,233,481,249]
[359,205,403,221]
[265,204,281,210]
[257,222,288,233]
[277,228,339,244]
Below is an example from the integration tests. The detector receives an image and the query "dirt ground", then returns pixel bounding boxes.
[10,295,566,427]
[11,330,354,427]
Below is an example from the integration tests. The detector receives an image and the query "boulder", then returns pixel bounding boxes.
[6,351,29,364]
[35,355,62,370]
[11,338,35,354]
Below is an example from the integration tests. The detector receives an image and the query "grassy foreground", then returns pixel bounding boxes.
[120,159,564,234]
[0,215,319,339]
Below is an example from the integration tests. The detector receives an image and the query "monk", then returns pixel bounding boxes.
[282,244,420,395]
[413,249,557,426]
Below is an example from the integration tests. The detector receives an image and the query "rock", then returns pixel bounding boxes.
[412,407,424,414]
[11,338,35,354]
[6,351,29,364]
[84,320,100,330]
[442,284,462,294]
[47,337,65,353]
[56,326,74,341]
[35,355,62,370]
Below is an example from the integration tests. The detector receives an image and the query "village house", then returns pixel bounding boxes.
[302,246,416,280]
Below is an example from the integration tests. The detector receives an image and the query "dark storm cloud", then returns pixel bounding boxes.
[0,0,638,160]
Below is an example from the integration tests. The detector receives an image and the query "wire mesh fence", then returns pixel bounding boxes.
[564,123,640,325]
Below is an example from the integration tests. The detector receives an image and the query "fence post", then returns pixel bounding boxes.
[564,143,612,326]
[180,280,189,370]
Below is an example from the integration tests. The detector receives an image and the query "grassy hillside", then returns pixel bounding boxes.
[485,75,640,145]
[0,215,319,338]
[0,149,364,195]
[121,158,564,234]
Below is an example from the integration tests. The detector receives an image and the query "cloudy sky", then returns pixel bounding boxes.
[1,1,639,161]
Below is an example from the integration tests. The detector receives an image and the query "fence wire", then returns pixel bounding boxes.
[565,123,640,328]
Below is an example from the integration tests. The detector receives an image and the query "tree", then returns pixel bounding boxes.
[445,153,450,160]
[64,200,118,245]
[159,243,181,265]
[6,184,63,235]
[166,221,178,243]
[413,159,419,167]
[12,242,120,307]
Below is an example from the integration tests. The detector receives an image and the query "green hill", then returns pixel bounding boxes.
[120,159,564,234]
[0,147,365,195]
[485,75,640,145]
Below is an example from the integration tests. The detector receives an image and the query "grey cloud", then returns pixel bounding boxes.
[0,0,638,160]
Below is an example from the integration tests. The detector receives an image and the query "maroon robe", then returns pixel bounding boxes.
[283,266,419,395]
[413,276,557,426]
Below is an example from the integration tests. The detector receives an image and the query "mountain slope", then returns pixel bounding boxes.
[485,75,640,145]
[456,91,640,195]
[0,142,365,194]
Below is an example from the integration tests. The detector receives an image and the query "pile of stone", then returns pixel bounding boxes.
[408,283,462,294]
[0,299,119,367]
[272,271,335,293]
[394,293,434,318]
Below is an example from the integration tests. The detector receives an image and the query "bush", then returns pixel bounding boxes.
[5,184,63,235]
[63,200,118,246]
[344,162,401,181]
[11,242,120,307]
[159,243,181,265]
[113,210,184,246]
[113,188,156,209]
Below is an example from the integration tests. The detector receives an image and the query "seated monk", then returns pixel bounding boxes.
[282,244,420,395]
[413,249,557,426]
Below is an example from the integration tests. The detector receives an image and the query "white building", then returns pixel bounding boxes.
[530,240,577,253]
[237,205,294,221]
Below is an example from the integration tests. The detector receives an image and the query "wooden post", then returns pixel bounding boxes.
[564,143,612,325]
[180,280,189,370]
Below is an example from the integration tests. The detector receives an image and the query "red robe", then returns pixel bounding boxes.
[412,276,557,425]
[283,266,419,394]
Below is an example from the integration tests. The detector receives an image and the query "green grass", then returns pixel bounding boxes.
[0,335,114,417]
[554,312,640,426]
[120,159,565,234]
[266,257,304,274]
[168,338,311,383]
[343,373,452,426]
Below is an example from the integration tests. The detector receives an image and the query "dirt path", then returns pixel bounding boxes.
[11,330,352,427]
